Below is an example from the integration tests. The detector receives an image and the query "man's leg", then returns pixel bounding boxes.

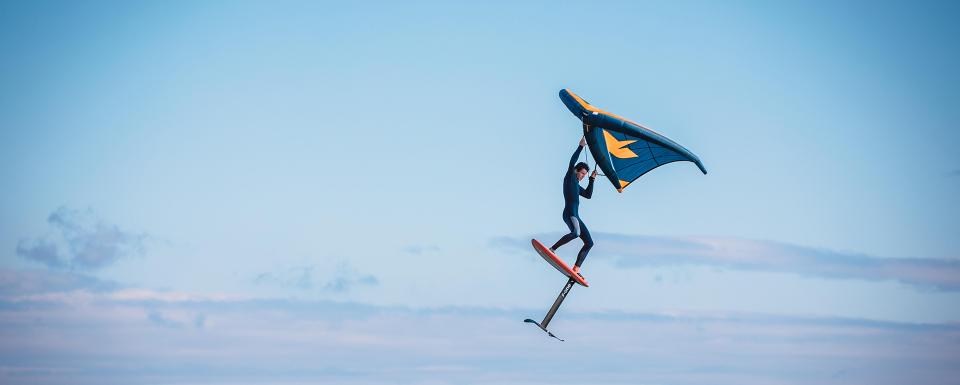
[551,216,580,251]
[574,218,594,268]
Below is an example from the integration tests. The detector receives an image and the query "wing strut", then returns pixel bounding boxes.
[524,277,576,341]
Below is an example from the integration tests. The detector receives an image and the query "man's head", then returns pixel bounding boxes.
[575,162,589,181]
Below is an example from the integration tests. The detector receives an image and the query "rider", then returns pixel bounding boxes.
[550,136,597,278]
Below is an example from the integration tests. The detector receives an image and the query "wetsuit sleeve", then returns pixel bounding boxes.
[569,145,584,172]
[580,177,595,199]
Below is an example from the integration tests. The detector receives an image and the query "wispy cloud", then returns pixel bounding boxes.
[254,262,378,293]
[0,268,118,296]
[16,207,148,270]
[323,262,379,292]
[147,310,185,329]
[402,244,441,255]
[254,265,316,290]
[493,234,960,291]
[0,284,957,385]
[146,309,206,330]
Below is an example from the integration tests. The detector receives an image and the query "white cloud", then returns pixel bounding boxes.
[0,285,957,385]
[493,233,960,291]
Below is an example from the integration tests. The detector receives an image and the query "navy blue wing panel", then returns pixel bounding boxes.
[602,130,703,190]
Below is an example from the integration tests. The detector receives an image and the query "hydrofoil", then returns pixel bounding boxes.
[524,239,589,341]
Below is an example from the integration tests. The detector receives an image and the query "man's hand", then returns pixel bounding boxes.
[591,169,598,178]
[579,137,587,147]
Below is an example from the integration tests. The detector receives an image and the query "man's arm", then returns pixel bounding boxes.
[580,176,595,199]
[569,137,586,171]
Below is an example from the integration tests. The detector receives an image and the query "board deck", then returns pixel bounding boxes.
[531,239,588,287]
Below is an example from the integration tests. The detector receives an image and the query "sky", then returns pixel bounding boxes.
[1,1,959,384]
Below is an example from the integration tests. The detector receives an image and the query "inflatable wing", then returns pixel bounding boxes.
[559,89,707,192]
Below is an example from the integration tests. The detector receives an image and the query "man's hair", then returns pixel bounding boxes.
[574,162,589,172]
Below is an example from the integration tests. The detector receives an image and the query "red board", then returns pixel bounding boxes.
[531,239,589,287]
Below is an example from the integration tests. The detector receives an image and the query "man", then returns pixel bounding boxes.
[551,137,597,278]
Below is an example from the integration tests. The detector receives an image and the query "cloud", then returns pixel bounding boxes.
[402,244,441,255]
[16,207,148,270]
[324,263,379,292]
[145,310,205,330]
[147,310,185,329]
[254,265,316,290]
[0,286,957,385]
[0,268,118,297]
[254,262,378,293]
[492,233,960,291]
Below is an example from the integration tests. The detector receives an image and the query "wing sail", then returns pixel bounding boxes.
[561,89,706,192]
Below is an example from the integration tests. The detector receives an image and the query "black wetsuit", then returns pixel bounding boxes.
[551,144,595,267]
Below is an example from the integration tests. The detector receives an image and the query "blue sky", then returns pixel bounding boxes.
[1,1,959,384]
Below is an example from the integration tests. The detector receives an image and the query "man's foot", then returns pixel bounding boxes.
[572,265,584,278]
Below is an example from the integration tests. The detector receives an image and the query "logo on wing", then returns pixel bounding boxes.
[602,130,639,159]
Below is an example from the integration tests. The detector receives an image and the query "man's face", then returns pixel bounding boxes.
[576,168,588,181]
